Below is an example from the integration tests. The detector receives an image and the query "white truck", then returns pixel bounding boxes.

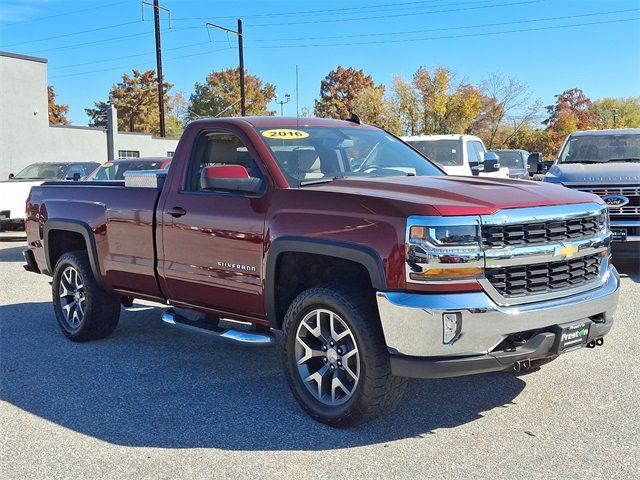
[0,162,97,231]
[403,134,510,178]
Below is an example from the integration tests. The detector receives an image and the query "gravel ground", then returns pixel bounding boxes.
[1,234,639,480]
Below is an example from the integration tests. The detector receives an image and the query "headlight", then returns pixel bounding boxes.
[406,217,483,283]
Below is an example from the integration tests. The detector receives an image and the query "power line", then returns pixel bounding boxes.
[171,0,455,21]
[1,0,133,27]
[247,9,638,43]
[26,31,154,55]
[244,0,550,27]
[47,8,633,68]
[246,17,639,49]
[49,42,211,71]
[49,47,233,80]
[1,20,142,48]
[24,26,199,55]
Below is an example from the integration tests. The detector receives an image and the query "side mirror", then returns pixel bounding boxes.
[527,152,544,174]
[199,164,262,194]
[8,173,14,179]
[483,152,501,173]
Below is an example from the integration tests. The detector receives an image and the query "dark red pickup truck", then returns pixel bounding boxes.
[24,117,619,426]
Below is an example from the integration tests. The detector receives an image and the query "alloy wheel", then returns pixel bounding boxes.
[58,266,86,329]
[295,308,360,406]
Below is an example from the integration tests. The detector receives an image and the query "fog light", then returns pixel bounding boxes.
[443,312,462,344]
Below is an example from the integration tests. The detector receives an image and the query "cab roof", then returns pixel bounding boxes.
[190,116,377,130]
[570,128,640,137]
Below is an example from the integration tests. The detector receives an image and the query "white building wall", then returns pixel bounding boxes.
[0,51,179,179]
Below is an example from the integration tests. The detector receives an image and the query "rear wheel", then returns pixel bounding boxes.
[52,251,121,341]
[282,286,407,427]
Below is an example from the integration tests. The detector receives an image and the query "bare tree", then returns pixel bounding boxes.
[479,72,542,149]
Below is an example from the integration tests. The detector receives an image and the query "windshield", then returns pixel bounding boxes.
[14,163,67,179]
[87,160,167,180]
[406,140,463,166]
[495,151,527,169]
[559,133,640,163]
[257,127,442,185]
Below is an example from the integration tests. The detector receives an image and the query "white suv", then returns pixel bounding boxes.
[403,134,510,178]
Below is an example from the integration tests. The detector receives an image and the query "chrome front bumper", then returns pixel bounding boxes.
[376,265,619,358]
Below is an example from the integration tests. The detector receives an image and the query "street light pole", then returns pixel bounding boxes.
[276,93,291,116]
[205,20,246,116]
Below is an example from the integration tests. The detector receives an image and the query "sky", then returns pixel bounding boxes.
[1,0,639,125]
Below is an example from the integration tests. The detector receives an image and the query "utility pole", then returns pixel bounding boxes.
[142,1,170,136]
[206,20,246,116]
[276,93,291,116]
[612,108,619,128]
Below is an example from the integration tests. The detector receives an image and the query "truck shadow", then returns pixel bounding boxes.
[0,301,525,451]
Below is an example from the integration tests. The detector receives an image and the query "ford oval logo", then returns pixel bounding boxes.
[601,194,629,208]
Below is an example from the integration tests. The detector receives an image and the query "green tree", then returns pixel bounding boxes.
[189,68,276,119]
[48,85,70,126]
[412,67,483,134]
[85,69,172,135]
[314,66,376,119]
[391,75,420,135]
[352,86,401,134]
[592,97,640,129]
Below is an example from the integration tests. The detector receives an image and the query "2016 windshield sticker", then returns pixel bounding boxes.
[261,129,309,140]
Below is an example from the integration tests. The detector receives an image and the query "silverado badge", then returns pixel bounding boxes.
[554,242,580,259]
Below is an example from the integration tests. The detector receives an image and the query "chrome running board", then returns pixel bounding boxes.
[161,309,275,347]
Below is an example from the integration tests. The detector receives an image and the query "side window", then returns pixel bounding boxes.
[186,131,264,194]
[473,141,486,159]
[467,141,480,163]
[64,164,86,179]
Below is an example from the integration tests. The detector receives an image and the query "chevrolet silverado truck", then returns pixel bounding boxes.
[24,117,620,427]
[543,128,639,262]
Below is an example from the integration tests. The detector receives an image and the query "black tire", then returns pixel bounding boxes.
[52,251,121,342]
[281,285,407,427]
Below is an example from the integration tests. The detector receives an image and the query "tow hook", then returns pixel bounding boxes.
[513,359,531,372]
[586,337,604,349]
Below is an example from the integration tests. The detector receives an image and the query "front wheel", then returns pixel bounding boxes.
[52,251,121,341]
[281,286,407,427]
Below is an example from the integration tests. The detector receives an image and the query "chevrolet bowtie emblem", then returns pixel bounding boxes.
[554,242,579,259]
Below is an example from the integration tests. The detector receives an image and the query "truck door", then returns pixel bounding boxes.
[159,129,270,317]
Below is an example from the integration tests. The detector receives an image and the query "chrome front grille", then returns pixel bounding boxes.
[481,215,601,248]
[485,253,602,297]
[572,185,640,217]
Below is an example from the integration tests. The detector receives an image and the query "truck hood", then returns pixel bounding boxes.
[544,163,640,185]
[314,175,601,216]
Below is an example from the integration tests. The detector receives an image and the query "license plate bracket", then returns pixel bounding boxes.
[553,320,592,353]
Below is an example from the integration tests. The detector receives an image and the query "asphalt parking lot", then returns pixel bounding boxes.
[1,234,638,479]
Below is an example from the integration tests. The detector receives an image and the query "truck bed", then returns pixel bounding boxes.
[28,181,164,298]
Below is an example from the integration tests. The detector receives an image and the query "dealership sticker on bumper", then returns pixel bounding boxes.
[557,320,592,352]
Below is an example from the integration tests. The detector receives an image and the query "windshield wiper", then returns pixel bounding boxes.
[299,176,343,186]
[561,160,605,164]
[607,158,640,163]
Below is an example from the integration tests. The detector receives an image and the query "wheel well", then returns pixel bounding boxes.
[274,252,374,328]
[48,229,87,268]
